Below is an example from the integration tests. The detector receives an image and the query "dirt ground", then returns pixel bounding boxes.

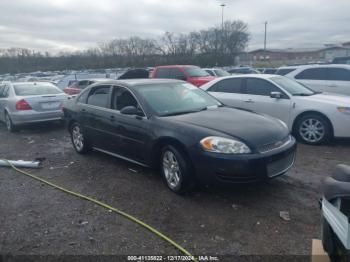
[0,122,350,261]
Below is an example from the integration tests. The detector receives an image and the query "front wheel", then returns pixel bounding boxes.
[294,114,332,145]
[70,122,91,154]
[160,145,195,194]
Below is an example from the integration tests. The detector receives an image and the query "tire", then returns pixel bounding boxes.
[70,122,91,154]
[294,113,332,145]
[160,145,195,194]
[4,112,18,132]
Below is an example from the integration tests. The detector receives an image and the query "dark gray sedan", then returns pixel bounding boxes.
[0,82,67,132]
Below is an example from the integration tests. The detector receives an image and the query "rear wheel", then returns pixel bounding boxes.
[70,122,91,154]
[294,114,332,145]
[5,112,18,132]
[160,145,195,194]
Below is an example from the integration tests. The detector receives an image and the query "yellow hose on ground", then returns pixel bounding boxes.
[1,159,198,262]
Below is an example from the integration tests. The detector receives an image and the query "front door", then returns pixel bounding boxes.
[106,86,150,163]
[243,78,292,126]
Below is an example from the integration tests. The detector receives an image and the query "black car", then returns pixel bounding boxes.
[63,79,297,194]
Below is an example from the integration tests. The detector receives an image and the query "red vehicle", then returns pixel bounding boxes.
[150,65,216,87]
[63,79,107,95]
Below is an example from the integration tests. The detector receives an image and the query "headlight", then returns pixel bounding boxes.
[337,107,350,115]
[200,136,251,154]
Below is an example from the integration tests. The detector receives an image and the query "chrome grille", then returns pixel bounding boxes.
[258,135,291,153]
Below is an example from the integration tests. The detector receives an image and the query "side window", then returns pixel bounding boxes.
[328,68,350,81]
[206,70,215,76]
[112,86,144,116]
[245,78,280,96]
[216,79,242,93]
[154,68,170,78]
[78,80,90,89]
[87,85,111,108]
[295,68,328,80]
[3,85,9,97]
[170,68,186,80]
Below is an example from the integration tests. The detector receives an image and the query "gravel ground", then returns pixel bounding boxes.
[0,122,350,261]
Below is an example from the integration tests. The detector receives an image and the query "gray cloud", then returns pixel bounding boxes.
[0,0,349,53]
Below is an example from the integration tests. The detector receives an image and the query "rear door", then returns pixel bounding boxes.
[82,85,113,150]
[294,68,328,92]
[326,67,350,96]
[207,78,244,109]
[243,78,292,125]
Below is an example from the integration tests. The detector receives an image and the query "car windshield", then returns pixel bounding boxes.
[184,67,210,77]
[137,82,221,116]
[271,76,316,96]
[214,69,230,77]
[14,83,63,96]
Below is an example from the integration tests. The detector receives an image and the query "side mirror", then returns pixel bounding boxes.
[270,91,282,99]
[120,106,138,115]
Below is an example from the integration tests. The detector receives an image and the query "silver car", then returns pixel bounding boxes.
[0,82,67,132]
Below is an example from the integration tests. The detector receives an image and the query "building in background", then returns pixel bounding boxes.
[240,42,350,66]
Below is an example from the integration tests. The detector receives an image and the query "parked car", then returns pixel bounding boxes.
[63,78,108,95]
[262,68,277,74]
[203,68,231,77]
[283,64,350,96]
[275,66,298,76]
[0,82,67,132]
[150,65,216,87]
[228,67,260,75]
[201,75,350,145]
[332,56,350,65]
[63,79,296,193]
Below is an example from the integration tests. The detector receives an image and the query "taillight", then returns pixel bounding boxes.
[16,99,32,110]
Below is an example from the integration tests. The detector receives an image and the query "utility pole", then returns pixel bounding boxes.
[264,21,267,61]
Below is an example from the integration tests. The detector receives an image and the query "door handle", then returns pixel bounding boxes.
[243,99,254,103]
[110,115,116,122]
[81,108,86,112]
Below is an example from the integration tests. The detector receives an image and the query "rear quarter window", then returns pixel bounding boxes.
[154,68,170,78]
[295,68,328,80]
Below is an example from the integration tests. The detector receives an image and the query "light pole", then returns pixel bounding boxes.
[220,3,225,32]
[220,3,226,63]
[264,21,267,61]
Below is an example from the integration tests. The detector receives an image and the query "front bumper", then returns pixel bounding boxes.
[10,110,64,125]
[190,137,297,184]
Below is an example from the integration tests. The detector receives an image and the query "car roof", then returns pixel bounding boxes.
[89,78,184,88]
[154,65,198,68]
[11,81,55,85]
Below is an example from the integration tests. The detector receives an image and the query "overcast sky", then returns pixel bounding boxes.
[0,0,349,53]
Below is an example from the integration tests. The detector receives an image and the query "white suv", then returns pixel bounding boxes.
[282,64,350,96]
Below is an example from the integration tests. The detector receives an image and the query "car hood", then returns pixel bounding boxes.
[166,107,289,148]
[294,93,350,106]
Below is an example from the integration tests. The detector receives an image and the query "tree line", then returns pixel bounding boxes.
[0,20,249,74]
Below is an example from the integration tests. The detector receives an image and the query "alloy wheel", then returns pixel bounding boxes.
[162,150,181,189]
[299,118,325,143]
[72,125,84,151]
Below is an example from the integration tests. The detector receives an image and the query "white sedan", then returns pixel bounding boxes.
[201,74,350,145]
